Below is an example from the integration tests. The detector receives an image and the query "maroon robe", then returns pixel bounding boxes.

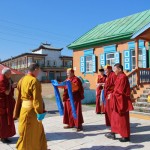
[111,72,134,138]
[104,71,117,126]
[95,74,107,113]
[63,75,84,128]
[0,75,16,138]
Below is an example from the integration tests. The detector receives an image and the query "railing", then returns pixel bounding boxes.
[41,65,72,69]
[127,68,150,88]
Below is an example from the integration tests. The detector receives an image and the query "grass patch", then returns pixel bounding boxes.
[83,103,96,107]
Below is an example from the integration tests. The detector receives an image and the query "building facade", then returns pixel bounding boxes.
[68,10,150,89]
[1,43,73,82]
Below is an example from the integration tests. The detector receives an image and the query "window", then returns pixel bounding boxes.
[53,60,57,66]
[47,60,50,66]
[106,53,115,66]
[65,61,68,67]
[85,55,93,72]
[131,49,135,70]
[138,48,143,68]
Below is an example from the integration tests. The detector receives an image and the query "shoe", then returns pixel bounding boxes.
[105,132,116,140]
[76,126,83,132]
[0,138,12,143]
[96,112,101,114]
[119,137,130,142]
[63,125,73,129]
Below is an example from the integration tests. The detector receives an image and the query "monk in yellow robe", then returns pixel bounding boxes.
[14,63,48,150]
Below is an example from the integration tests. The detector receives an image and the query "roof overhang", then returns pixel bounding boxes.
[1,53,47,63]
[131,22,150,40]
[68,33,132,50]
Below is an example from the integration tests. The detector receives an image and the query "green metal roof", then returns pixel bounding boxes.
[68,10,150,50]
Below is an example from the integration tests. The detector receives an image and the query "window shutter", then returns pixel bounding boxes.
[80,56,85,73]
[142,47,147,68]
[92,55,96,72]
[100,53,106,67]
[124,50,131,70]
[115,52,120,64]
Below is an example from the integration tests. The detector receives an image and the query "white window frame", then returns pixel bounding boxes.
[130,48,136,70]
[138,48,143,68]
[85,55,93,73]
[106,53,115,66]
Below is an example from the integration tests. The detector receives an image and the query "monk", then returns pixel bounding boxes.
[14,63,48,150]
[95,68,107,114]
[63,68,84,132]
[0,68,16,143]
[105,63,134,142]
[104,65,117,127]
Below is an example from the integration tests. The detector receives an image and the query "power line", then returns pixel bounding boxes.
[0,24,72,44]
[0,18,74,40]
[0,36,37,47]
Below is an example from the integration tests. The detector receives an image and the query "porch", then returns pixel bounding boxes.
[128,25,150,114]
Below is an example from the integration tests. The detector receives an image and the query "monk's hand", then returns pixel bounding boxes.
[148,91,150,95]
[108,94,111,100]
[102,83,105,87]
[12,82,17,88]
[5,89,10,95]
[37,120,42,123]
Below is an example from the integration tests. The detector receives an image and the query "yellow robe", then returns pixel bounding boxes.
[16,74,47,150]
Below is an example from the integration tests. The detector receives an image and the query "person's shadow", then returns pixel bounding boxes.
[130,123,150,143]
[46,124,108,141]
[79,145,144,150]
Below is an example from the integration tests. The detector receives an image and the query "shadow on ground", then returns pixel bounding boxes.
[130,123,150,143]
[9,136,19,144]
[79,144,144,150]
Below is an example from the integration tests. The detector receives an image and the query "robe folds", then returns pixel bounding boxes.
[111,72,134,138]
[63,75,84,128]
[0,74,16,138]
[95,74,107,113]
[104,71,117,126]
[15,74,47,150]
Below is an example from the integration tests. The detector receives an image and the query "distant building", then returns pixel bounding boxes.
[1,43,73,82]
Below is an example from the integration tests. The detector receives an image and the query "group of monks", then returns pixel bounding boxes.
[95,64,134,142]
[0,62,134,150]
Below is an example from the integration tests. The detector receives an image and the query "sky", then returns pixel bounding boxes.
[0,0,150,61]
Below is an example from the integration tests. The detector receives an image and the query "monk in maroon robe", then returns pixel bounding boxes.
[95,68,107,114]
[104,65,117,127]
[63,68,84,132]
[0,68,16,143]
[105,64,134,142]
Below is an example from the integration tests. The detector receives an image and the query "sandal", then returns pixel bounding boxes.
[63,125,73,129]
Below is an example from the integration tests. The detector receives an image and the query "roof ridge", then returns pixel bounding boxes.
[97,9,150,27]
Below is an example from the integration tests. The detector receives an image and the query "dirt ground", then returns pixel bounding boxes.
[41,83,63,98]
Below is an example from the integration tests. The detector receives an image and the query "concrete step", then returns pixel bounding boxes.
[140,93,148,98]
[133,106,150,113]
[133,102,150,108]
[137,97,148,102]
[131,85,150,114]
[143,89,150,93]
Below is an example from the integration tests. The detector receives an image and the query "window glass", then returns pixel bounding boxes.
[106,53,115,67]
[131,49,135,69]
[138,48,143,68]
[86,56,93,72]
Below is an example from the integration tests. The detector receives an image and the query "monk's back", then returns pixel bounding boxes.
[20,74,41,101]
